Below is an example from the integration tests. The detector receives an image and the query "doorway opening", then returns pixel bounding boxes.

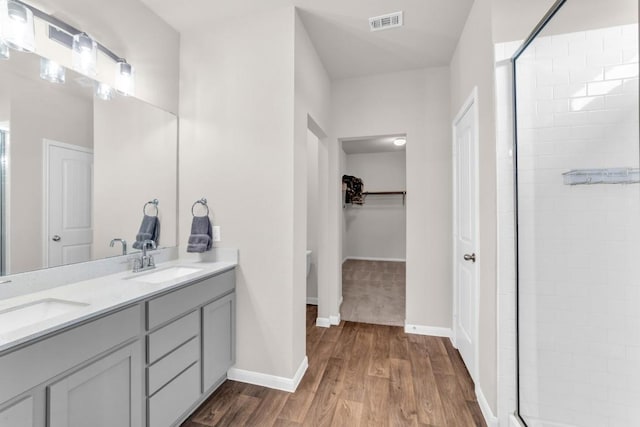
[339,134,407,326]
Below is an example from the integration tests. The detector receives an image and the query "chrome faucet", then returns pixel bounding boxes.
[109,238,127,255]
[133,240,157,273]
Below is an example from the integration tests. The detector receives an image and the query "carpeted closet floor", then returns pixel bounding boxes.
[340,259,405,327]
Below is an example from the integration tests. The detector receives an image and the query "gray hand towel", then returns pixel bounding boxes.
[132,215,160,249]
[187,216,212,253]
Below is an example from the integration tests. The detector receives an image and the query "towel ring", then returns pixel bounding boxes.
[143,199,159,216]
[192,198,209,217]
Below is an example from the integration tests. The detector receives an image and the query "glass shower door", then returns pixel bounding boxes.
[514,0,639,426]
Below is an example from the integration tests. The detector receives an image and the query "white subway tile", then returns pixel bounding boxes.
[605,93,638,109]
[570,96,605,112]
[553,83,587,99]
[570,67,605,83]
[537,99,569,114]
[605,63,639,80]
[622,48,639,64]
[587,50,623,67]
[587,79,623,96]
[537,71,569,86]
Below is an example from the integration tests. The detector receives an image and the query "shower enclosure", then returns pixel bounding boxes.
[513,0,639,426]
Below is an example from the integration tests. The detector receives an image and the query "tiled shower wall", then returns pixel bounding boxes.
[497,23,639,427]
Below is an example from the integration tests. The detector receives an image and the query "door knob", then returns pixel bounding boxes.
[463,253,476,262]
[52,235,61,242]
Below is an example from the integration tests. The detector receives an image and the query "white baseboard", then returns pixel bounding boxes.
[227,356,308,393]
[510,415,525,427]
[316,317,331,328]
[306,297,318,305]
[344,256,406,262]
[330,314,340,325]
[404,323,452,338]
[476,385,499,427]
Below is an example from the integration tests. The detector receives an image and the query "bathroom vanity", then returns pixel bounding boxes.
[0,258,236,427]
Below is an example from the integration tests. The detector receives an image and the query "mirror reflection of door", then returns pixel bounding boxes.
[0,130,6,275]
[45,140,93,268]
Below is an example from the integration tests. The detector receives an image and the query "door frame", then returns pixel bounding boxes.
[42,139,94,267]
[451,86,480,383]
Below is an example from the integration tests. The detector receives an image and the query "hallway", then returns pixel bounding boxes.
[183,306,486,426]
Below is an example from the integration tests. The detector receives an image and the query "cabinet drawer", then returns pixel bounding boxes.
[0,306,140,405]
[147,270,234,329]
[147,337,199,396]
[147,311,198,364]
[148,362,200,427]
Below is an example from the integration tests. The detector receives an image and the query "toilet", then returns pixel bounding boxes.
[306,250,312,277]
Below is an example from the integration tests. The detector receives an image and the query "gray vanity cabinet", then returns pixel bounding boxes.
[0,305,142,427]
[48,342,143,427]
[202,293,235,392]
[145,268,236,427]
[0,397,34,427]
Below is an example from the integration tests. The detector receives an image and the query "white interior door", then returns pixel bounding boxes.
[453,96,478,381]
[47,142,93,268]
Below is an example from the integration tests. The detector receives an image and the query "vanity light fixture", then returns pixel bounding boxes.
[95,82,114,101]
[115,60,135,96]
[0,0,35,52]
[39,57,65,84]
[72,33,97,76]
[393,137,407,146]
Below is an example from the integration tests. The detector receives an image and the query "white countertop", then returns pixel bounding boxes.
[0,258,236,353]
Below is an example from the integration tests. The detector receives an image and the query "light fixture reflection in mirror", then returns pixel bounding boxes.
[95,82,114,101]
[0,0,35,52]
[0,41,8,60]
[72,33,97,76]
[115,61,135,96]
[39,57,65,83]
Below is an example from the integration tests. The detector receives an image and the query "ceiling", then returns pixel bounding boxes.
[139,0,474,80]
[342,135,407,155]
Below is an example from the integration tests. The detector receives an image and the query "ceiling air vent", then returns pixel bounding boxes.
[369,11,403,32]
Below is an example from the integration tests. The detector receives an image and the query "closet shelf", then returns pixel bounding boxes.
[562,168,639,185]
[362,191,407,205]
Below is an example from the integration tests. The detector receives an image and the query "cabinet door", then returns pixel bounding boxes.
[202,293,235,392]
[0,397,34,427]
[48,342,143,427]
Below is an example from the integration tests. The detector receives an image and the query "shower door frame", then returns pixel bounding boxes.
[511,0,567,425]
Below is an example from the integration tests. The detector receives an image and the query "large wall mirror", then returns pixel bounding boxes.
[0,50,178,276]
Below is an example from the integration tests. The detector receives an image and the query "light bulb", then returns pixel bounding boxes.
[95,82,114,101]
[393,138,407,146]
[40,58,65,84]
[0,0,35,52]
[115,61,135,96]
[72,33,97,76]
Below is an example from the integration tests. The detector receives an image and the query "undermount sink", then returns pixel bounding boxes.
[0,299,89,335]
[128,266,202,284]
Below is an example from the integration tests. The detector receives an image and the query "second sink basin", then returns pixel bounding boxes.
[129,266,203,284]
[0,299,89,335]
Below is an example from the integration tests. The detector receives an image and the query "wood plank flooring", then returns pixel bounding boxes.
[182,306,486,427]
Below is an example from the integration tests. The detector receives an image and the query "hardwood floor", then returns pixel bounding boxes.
[182,306,486,427]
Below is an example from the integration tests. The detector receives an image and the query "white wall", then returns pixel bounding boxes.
[293,10,332,326]
[180,7,305,382]
[93,95,178,259]
[449,0,498,415]
[343,151,406,261]
[331,67,452,330]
